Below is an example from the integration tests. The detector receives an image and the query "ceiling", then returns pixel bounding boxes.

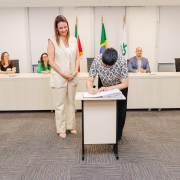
[0,0,180,7]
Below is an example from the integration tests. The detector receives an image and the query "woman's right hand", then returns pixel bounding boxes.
[88,87,98,94]
[61,72,69,79]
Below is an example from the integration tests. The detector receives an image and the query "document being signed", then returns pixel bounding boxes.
[83,88,122,98]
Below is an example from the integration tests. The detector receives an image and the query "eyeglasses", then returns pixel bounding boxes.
[102,61,115,68]
[43,55,48,58]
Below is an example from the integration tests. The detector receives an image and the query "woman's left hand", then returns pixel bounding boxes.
[67,74,75,81]
[98,86,109,92]
[67,71,77,81]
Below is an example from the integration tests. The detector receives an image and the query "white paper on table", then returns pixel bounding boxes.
[83,88,122,98]
[8,74,17,77]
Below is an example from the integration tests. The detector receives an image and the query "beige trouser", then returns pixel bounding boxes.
[52,83,77,134]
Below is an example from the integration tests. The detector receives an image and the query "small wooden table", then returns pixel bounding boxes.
[75,92,126,160]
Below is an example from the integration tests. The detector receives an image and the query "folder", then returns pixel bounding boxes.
[83,88,122,98]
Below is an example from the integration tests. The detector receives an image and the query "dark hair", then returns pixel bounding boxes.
[1,52,11,65]
[102,48,118,66]
[39,53,51,69]
[54,15,70,45]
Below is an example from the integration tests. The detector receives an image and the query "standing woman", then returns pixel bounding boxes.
[47,15,79,139]
[37,53,52,73]
[0,52,16,74]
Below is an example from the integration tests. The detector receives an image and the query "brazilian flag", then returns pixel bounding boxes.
[100,23,108,54]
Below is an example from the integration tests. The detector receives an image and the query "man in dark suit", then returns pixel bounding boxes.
[128,47,150,73]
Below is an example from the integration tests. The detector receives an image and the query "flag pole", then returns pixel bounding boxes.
[76,16,78,35]
[101,15,103,24]
[123,15,126,29]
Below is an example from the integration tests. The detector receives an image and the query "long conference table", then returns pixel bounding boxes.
[0,72,180,111]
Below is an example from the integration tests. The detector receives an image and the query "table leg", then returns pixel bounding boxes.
[114,144,119,160]
[82,100,85,160]
[115,101,119,160]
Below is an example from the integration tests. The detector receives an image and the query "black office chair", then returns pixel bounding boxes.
[87,57,94,72]
[174,58,180,72]
[127,59,129,66]
[11,60,20,73]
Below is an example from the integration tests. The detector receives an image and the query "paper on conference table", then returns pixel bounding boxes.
[83,88,122,98]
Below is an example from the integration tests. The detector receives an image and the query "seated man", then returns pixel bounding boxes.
[128,47,150,73]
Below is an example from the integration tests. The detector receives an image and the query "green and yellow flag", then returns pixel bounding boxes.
[100,23,108,54]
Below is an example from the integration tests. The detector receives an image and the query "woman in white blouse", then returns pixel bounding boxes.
[47,15,79,139]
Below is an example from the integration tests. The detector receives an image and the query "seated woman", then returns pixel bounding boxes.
[37,53,52,73]
[0,52,16,74]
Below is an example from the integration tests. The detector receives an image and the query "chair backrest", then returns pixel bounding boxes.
[11,60,20,73]
[127,59,129,66]
[87,58,94,72]
[32,64,38,73]
[0,59,19,73]
[174,58,180,72]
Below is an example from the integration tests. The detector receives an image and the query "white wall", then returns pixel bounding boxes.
[29,7,60,65]
[126,6,158,72]
[158,6,180,63]
[1,6,180,73]
[94,7,125,55]
[0,8,30,73]
[61,7,125,72]
[61,7,94,72]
